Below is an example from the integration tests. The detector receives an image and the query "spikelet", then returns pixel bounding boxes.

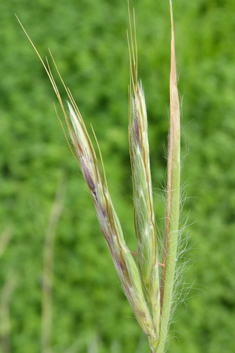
[129,82,160,337]
[130,82,156,287]
[67,103,157,348]
[127,8,160,340]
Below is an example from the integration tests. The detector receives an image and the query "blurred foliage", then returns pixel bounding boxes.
[1,0,235,352]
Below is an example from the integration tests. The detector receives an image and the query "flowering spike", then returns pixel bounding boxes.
[67,103,156,345]
[128,9,160,340]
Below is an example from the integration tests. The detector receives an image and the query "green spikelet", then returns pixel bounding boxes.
[68,103,157,349]
[127,7,160,339]
[129,81,160,339]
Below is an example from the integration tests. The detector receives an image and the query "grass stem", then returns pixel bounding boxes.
[157,1,180,352]
[41,176,65,353]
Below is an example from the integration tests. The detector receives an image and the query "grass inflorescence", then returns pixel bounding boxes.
[17,0,181,352]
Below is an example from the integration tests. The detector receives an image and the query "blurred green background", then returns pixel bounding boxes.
[1,0,235,352]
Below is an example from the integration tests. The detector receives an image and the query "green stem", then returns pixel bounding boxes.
[156,1,180,352]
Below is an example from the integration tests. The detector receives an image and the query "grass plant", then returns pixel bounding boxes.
[0,228,14,353]
[0,276,15,353]
[41,176,65,353]
[17,0,181,351]
[0,227,13,260]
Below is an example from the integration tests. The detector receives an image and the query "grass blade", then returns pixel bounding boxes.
[41,176,65,353]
